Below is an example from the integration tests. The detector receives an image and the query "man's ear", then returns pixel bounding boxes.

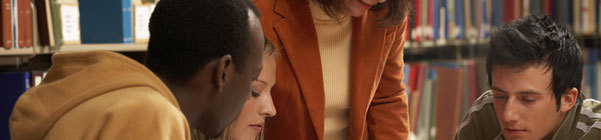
[560,88,579,112]
[214,55,233,92]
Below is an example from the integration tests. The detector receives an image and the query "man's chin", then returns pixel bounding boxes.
[502,130,529,140]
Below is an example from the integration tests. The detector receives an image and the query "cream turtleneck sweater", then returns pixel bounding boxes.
[308,1,352,140]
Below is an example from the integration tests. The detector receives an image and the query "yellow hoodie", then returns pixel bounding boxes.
[9,51,190,140]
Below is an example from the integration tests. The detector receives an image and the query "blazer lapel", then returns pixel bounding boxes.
[273,0,325,139]
[349,12,388,140]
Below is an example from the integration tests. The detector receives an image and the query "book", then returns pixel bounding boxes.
[0,72,30,139]
[432,64,464,140]
[58,0,79,45]
[455,0,464,38]
[79,0,133,44]
[2,0,11,48]
[575,0,582,34]
[432,0,439,40]
[34,0,50,47]
[50,0,62,47]
[133,3,153,44]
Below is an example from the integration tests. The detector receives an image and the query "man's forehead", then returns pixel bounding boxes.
[491,65,553,95]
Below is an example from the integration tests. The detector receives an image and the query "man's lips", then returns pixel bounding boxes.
[504,128,527,135]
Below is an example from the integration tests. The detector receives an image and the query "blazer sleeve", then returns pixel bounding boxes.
[366,18,410,140]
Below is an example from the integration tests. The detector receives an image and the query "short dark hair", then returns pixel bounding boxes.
[145,0,259,84]
[486,15,584,110]
[315,0,412,26]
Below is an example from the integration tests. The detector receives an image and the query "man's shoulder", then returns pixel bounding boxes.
[49,87,190,139]
[582,99,601,113]
[454,90,501,140]
[567,99,601,139]
[458,90,497,124]
[473,90,495,107]
[72,86,183,119]
[578,99,601,129]
[100,87,180,112]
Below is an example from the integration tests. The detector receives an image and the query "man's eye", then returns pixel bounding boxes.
[493,95,507,100]
[523,98,536,103]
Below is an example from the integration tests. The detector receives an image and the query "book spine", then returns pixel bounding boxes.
[17,0,23,47]
[24,0,31,47]
[122,0,133,43]
[2,0,11,48]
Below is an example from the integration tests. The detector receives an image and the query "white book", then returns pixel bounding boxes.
[59,5,80,45]
[134,4,154,44]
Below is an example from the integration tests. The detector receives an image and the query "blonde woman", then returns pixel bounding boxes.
[193,42,277,140]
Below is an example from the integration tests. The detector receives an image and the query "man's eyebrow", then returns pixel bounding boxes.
[517,90,543,95]
[491,86,507,93]
[491,86,543,95]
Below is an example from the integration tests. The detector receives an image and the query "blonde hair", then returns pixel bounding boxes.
[191,123,263,140]
[191,43,274,140]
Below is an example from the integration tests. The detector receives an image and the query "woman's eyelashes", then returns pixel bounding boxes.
[251,81,266,98]
[251,90,261,97]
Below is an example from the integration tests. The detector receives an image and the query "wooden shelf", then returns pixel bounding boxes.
[0,47,51,56]
[0,44,147,56]
[405,38,488,48]
[57,44,147,52]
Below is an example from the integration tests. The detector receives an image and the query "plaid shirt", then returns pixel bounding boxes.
[454,90,601,140]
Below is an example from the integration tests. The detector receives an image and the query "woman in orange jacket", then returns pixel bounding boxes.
[252,0,412,139]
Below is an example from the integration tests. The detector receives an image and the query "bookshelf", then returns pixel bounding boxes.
[404,39,489,62]
[0,44,147,56]
[57,44,147,52]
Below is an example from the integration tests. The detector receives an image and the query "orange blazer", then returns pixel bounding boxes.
[253,0,409,139]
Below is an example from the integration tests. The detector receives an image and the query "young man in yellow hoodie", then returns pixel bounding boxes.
[8,0,266,139]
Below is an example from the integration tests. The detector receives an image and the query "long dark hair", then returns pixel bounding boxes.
[314,0,412,26]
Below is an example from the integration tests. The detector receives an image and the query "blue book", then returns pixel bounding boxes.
[0,72,30,140]
[404,64,411,98]
[491,0,504,27]
[455,0,465,38]
[433,0,439,40]
[79,0,133,44]
[481,0,488,37]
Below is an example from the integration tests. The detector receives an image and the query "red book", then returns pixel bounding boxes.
[409,64,425,134]
[468,61,478,105]
[504,0,514,22]
[409,64,419,91]
[516,0,522,18]
[414,0,420,41]
[2,0,12,49]
[24,0,31,47]
[17,0,24,48]
[433,66,465,140]
[546,0,552,16]
[427,0,433,40]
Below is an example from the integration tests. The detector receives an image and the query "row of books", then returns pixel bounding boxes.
[406,47,601,140]
[581,48,601,100]
[1,0,156,49]
[407,0,601,42]
[0,71,45,139]
[404,60,489,140]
